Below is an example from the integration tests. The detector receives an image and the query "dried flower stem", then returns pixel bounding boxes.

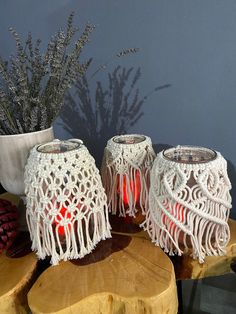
[0,12,93,134]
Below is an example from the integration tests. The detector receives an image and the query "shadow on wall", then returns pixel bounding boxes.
[153,143,173,154]
[59,66,170,166]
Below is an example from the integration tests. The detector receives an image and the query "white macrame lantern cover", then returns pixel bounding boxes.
[142,145,232,263]
[101,134,156,217]
[24,139,111,265]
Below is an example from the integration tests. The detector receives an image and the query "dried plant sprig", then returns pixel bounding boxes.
[116,48,139,57]
[0,12,94,135]
[89,47,139,81]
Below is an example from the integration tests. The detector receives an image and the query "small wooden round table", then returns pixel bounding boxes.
[28,234,178,314]
[172,219,236,280]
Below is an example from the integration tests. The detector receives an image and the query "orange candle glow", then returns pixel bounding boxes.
[53,205,72,236]
[117,170,141,206]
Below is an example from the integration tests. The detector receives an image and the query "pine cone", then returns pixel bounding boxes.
[0,199,18,254]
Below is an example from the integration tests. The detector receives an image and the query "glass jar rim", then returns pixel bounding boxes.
[37,140,81,154]
[113,134,146,145]
[163,145,217,164]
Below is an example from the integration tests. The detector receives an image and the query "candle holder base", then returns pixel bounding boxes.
[109,211,145,234]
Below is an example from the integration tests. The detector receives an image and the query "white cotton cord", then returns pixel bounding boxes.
[141,146,232,263]
[24,139,111,265]
[101,134,156,217]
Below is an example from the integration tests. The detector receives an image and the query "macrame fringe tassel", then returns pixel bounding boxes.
[142,206,230,263]
[103,164,150,217]
[27,210,111,265]
[141,186,231,263]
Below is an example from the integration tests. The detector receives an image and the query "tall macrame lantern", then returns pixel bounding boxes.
[24,139,111,265]
[101,134,156,220]
[142,145,232,263]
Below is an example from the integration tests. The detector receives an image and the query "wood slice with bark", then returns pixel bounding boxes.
[112,218,236,281]
[171,218,236,280]
[0,193,38,314]
[28,234,178,314]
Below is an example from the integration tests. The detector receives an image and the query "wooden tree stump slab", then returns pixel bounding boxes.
[112,218,236,281]
[28,235,178,314]
[0,193,38,314]
[0,250,37,314]
[172,218,236,280]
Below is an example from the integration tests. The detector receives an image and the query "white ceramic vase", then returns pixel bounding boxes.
[0,127,54,230]
[0,127,54,196]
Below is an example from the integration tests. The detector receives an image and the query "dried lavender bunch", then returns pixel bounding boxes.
[0,12,94,135]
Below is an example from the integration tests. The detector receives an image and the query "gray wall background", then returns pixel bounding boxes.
[1,0,236,217]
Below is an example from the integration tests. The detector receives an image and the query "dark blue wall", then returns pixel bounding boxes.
[1,0,236,216]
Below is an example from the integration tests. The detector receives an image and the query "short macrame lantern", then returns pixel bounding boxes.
[142,145,232,263]
[24,139,111,265]
[101,134,156,219]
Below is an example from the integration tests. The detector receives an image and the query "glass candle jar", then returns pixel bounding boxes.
[142,145,232,263]
[101,134,156,232]
[24,139,111,265]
